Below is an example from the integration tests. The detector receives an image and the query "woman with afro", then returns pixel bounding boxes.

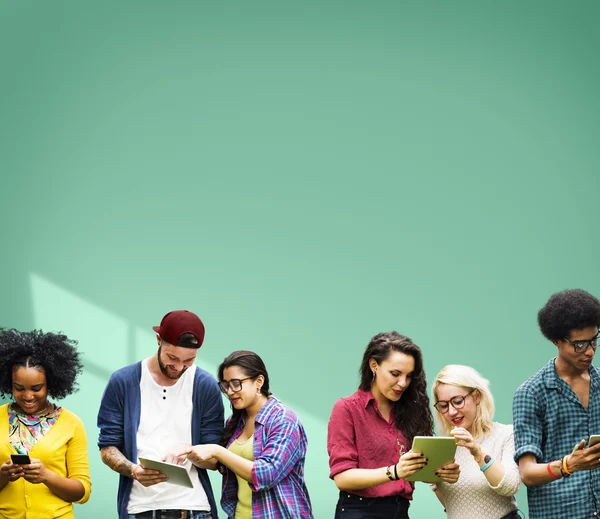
[0,328,91,518]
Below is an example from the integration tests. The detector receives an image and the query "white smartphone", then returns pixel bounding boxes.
[588,435,600,447]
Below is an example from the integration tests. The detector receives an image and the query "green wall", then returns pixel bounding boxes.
[1,2,599,517]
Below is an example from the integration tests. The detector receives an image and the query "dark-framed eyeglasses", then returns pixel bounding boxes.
[563,333,599,354]
[218,376,254,394]
[433,389,475,414]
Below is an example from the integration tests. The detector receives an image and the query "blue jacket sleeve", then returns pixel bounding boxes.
[194,370,225,445]
[97,372,126,449]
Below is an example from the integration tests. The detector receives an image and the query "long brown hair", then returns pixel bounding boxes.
[359,331,433,442]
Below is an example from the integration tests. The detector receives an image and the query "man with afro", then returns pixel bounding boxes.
[513,289,600,519]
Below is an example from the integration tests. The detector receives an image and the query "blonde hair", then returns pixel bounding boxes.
[432,364,495,440]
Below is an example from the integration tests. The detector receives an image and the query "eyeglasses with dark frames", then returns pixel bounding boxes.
[433,389,475,414]
[562,333,599,354]
[218,376,254,394]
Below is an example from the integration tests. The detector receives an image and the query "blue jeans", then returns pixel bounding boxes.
[128,511,211,519]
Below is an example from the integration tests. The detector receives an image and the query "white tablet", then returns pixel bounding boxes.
[138,457,194,488]
[404,436,457,482]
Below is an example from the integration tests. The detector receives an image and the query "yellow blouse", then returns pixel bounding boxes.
[228,435,254,519]
[0,403,91,518]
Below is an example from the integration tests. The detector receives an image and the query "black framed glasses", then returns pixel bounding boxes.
[563,333,599,354]
[218,376,254,394]
[433,389,475,414]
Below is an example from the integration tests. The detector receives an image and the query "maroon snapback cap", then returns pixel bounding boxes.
[152,310,205,348]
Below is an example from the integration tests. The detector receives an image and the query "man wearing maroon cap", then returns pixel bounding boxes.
[97,310,224,519]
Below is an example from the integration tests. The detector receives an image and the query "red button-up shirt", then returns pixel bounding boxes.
[327,389,414,499]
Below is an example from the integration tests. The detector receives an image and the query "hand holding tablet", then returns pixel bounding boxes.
[404,436,458,482]
[136,457,193,488]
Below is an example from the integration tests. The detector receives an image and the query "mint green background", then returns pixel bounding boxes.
[1,2,599,518]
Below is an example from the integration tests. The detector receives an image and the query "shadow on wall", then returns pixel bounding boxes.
[26,271,336,518]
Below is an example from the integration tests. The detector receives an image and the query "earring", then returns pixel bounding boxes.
[372,371,376,381]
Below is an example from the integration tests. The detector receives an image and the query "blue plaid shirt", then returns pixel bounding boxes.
[221,397,313,519]
[513,358,600,519]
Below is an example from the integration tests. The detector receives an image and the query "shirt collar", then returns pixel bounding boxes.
[543,358,560,389]
[543,357,600,389]
[357,389,376,409]
[253,395,279,426]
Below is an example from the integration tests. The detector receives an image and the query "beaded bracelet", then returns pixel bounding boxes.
[480,457,495,472]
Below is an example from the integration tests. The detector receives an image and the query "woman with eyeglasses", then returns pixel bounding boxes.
[178,350,313,519]
[327,331,460,519]
[431,365,521,519]
[0,328,91,518]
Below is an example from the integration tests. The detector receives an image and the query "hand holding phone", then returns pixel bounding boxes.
[11,454,31,465]
[588,435,600,448]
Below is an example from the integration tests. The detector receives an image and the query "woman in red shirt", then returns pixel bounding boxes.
[327,331,460,518]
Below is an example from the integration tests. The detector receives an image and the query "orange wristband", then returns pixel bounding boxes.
[546,462,560,480]
[562,456,572,475]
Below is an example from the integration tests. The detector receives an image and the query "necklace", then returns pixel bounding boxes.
[13,402,53,417]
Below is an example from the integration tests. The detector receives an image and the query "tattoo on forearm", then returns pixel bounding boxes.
[100,446,135,477]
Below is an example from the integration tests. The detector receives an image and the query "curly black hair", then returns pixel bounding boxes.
[0,328,83,399]
[359,331,434,442]
[538,289,600,342]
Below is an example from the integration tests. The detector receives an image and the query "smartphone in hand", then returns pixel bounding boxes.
[11,454,31,465]
[588,436,600,448]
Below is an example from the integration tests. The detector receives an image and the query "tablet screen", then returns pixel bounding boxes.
[404,436,457,482]
[138,457,194,488]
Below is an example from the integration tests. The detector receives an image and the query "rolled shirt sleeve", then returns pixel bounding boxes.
[250,409,306,491]
[327,398,359,478]
[512,386,544,463]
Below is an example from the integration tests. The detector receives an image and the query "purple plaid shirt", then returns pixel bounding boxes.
[221,397,313,519]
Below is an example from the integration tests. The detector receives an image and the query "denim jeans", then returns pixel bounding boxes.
[334,491,410,519]
[128,511,212,519]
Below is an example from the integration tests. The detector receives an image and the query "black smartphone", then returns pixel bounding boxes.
[11,454,31,465]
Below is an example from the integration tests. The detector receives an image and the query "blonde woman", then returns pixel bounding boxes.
[431,365,521,519]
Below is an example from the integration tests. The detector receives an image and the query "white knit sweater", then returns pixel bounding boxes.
[433,422,521,519]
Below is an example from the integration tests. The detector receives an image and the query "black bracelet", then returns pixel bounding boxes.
[385,466,395,481]
[559,457,572,478]
[393,464,399,480]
